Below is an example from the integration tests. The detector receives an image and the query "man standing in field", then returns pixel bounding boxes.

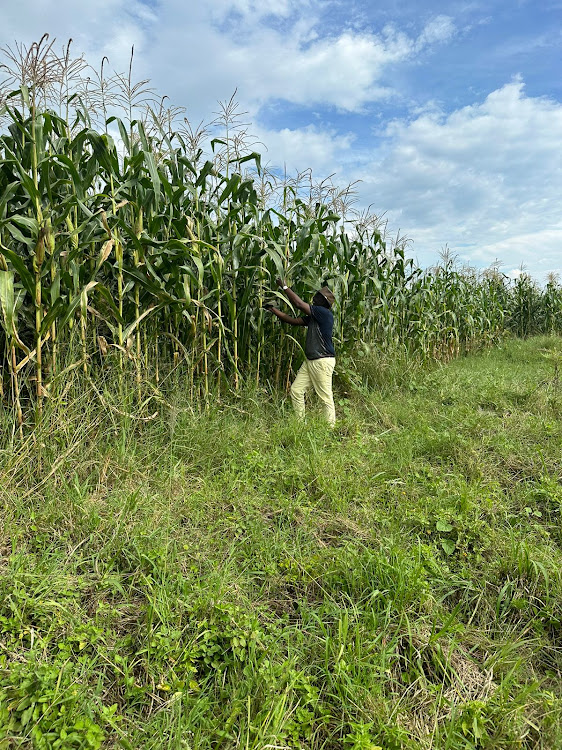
[265,278,336,427]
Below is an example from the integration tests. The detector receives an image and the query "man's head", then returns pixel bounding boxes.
[313,286,335,309]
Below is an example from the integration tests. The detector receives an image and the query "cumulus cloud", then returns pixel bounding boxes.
[125,5,457,118]
[244,30,406,110]
[356,79,562,278]
[1,2,457,116]
[253,124,356,175]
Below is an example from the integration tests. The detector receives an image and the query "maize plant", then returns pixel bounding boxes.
[0,37,561,427]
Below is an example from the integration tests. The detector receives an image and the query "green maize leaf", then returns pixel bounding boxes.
[34,118,47,164]
[0,245,35,295]
[50,269,61,303]
[143,151,161,206]
[181,308,197,336]
[75,198,95,220]
[9,215,40,236]
[40,296,65,335]
[180,265,199,287]
[0,182,20,218]
[160,172,174,202]
[223,289,236,322]
[219,174,241,204]
[178,156,198,177]
[209,262,224,287]
[122,265,176,303]
[137,121,150,151]
[210,138,227,152]
[115,218,144,252]
[239,282,256,311]
[261,243,285,281]
[284,333,305,357]
[192,256,205,287]
[50,154,85,200]
[0,270,15,336]
[4,105,30,138]
[109,116,131,155]
[3,222,33,249]
[20,85,30,107]
[196,289,217,304]
[144,256,169,285]
[85,130,116,175]
[164,238,195,253]
[230,151,262,175]
[310,233,320,256]
[195,161,215,189]
[13,166,41,206]
[94,283,124,325]
[181,274,192,305]
[122,302,167,341]
[58,281,98,330]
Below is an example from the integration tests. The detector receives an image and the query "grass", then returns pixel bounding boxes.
[1,336,562,749]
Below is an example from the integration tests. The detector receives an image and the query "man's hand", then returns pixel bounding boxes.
[263,303,276,311]
[272,279,310,316]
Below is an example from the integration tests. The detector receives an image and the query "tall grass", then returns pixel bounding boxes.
[1,336,561,748]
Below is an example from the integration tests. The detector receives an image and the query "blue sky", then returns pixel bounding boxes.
[2,0,562,280]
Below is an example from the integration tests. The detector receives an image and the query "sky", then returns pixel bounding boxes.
[2,0,562,281]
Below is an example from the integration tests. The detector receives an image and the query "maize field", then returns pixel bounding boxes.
[1,37,561,429]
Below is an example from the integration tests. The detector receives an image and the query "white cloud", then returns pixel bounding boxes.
[1,2,457,116]
[253,124,355,175]
[355,80,562,279]
[209,0,306,20]
[248,30,405,110]
[415,14,456,47]
[1,0,151,75]
[127,4,457,115]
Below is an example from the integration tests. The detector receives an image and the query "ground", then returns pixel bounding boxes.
[1,336,562,748]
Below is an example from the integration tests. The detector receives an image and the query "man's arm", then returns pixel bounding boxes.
[276,278,311,316]
[265,305,305,326]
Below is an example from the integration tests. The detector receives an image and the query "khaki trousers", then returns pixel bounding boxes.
[290,357,336,427]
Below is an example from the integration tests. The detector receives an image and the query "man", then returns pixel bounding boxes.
[265,278,336,427]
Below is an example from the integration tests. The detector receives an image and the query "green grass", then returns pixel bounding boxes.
[1,336,562,749]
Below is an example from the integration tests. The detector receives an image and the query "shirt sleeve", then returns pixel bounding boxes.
[309,306,327,323]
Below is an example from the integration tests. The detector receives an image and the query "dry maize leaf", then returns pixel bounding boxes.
[98,335,108,356]
[204,309,213,331]
[101,211,111,237]
[99,239,114,265]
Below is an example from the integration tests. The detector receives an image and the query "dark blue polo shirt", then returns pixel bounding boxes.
[301,306,335,360]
